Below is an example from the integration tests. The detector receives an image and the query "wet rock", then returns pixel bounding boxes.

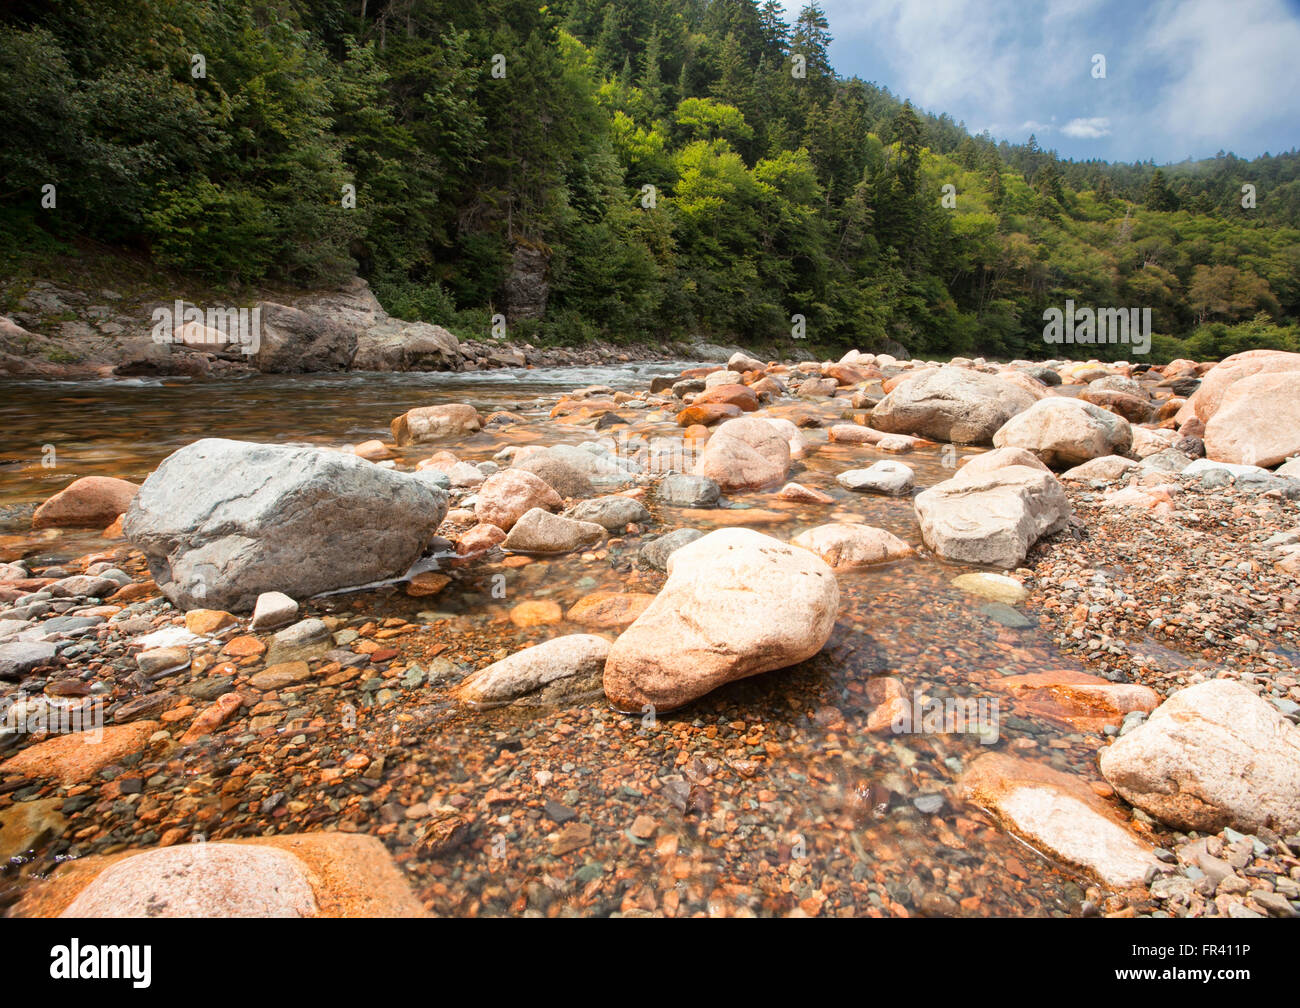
[777,482,833,504]
[249,661,314,691]
[32,476,139,530]
[605,528,840,712]
[836,461,914,496]
[475,469,563,532]
[456,523,507,556]
[124,438,447,611]
[692,384,759,411]
[790,523,913,569]
[950,572,1027,604]
[513,453,596,499]
[389,403,482,445]
[136,646,189,676]
[694,417,791,492]
[455,634,610,706]
[184,608,236,635]
[676,402,743,427]
[0,797,66,860]
[0,641,57,680]
[872,367,1036,444]
[24,834,426,917]
[0,721,159,785]
[1099,680,1300,834]
[566,591,656,628]
[979,602,1033,628]
[508,600,562,627]
[993,397,1132,467]
[405,571,450,597]
[996,669,1159,731]
[961,753,1157,888]
[657,474,721,508]
[179,692,245,743]
[265,618,331,665]
[639,528,704,571]
[503,509,605,554]
[564,496,651,531]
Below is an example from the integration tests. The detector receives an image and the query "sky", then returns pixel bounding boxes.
[790,0,1300,164]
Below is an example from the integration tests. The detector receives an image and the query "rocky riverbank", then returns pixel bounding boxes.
[0,277,724,380]
[2,346,1299,917]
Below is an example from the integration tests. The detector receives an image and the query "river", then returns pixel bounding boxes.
[0,363,1117,916]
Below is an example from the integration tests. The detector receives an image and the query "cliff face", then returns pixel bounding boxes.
[503,244,549,323]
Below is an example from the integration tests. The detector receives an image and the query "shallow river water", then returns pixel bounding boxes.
[0,364,1123,916]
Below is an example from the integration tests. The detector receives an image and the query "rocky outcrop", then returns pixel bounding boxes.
[32,476,139,530]
[253,301,357,372]
[504,244,550,322]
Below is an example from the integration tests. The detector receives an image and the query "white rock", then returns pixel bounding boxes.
[1099,680,1300,833]
[250,592,298,632]
[992,397,1132,467]
[836,461,915,496]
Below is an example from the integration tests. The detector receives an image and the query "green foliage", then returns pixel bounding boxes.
[2,0,1298,362]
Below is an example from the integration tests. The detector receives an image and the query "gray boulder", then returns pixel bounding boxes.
[872,367,1036,444]
[123,439,447,611]
[502,508,605,554]
[639,528,704,571]
[656,474,721,507]
[253,302,357,372]
[564,496,651,531]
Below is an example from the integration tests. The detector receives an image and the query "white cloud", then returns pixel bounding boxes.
[1142,0,1300,151]
[1061,117,1111,138]
[806,0,1300,160]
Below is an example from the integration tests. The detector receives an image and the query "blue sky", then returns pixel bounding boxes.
[790,0,1300,164]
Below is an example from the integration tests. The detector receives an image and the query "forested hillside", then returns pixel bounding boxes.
[2,0,1298,362]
